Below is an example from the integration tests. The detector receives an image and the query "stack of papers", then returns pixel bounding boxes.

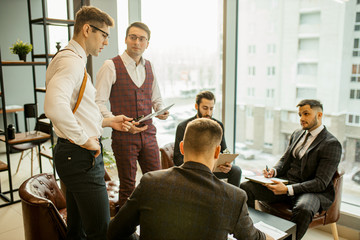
[227,221,286,240]
[254,221,287,240]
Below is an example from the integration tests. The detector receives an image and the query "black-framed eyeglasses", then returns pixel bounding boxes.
[128,34,148,43]
[90,24,110,40]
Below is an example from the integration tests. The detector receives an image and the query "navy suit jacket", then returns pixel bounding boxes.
[107,162,265,240]
[174,116,227,166]
[274,127,342,210]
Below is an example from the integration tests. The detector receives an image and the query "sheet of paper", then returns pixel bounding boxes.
[213,154,239,172]
[254,221,287,240]
[227,234,236,240]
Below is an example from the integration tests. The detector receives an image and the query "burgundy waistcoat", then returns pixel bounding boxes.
[110,56,156,137]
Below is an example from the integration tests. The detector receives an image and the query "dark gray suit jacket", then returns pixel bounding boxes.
[107,161,265,240]
[274,127,342,210]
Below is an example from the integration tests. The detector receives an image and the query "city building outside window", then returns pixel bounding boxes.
[236,0,360,212]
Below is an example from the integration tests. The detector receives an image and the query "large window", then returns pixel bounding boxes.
[236,0,360,210]
[47,0,72,54]
[141,0,223,147]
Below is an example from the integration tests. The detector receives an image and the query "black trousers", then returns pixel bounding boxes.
[214,164,242,187]
[240,181,321,240]
[54,138,110,240]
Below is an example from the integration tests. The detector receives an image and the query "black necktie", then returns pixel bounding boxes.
[295,132,311,159]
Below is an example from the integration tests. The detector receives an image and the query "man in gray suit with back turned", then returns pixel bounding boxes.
[108,118,273,240]
[241,99,342,240]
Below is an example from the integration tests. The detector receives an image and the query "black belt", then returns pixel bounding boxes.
[58,137,102,144]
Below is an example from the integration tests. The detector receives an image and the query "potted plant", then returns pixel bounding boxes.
[10,39,32,62]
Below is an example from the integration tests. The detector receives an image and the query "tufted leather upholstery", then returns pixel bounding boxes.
[160,142,175,169]
[258,171,344,239]
[19,171,120,240]
[19,173,67,240]
[104,169,120,217]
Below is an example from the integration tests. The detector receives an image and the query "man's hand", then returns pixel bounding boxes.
[155,110,169,120]
[263,168,275,178]
[128,123,148,134]
[265,233,275,240]
[103,115,133,132]
[266,180,288,195]
[81,136,101,157]
[217,162,231,173]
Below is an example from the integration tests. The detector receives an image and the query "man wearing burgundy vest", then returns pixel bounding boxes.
[96,22,168,207]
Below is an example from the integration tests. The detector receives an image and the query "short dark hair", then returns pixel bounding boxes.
[196,91,215,106]
[296,99,323,112]
[74,6,114,36]
[183,118,223,154]
[126,22,151,41]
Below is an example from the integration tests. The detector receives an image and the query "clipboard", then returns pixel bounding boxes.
[245,176,288,185]
[137,104,174,123]
[213,153,239,172]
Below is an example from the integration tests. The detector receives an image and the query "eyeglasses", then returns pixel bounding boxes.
[90,24,110,40]
[128,34,148,43]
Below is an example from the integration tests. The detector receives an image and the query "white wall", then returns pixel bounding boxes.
[0,0,45,132]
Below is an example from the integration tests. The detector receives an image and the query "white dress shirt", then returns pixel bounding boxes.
[44,39,103,145]
[286,124,324,195]
[95,51,164,118]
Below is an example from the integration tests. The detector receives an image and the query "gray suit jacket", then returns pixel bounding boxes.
[107,161,265,240]
[274,127,342,210]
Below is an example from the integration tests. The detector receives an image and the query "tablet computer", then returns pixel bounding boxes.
[137,104,175,123]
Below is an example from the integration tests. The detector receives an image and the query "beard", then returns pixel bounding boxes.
[302,116,318,130]
[197,109,212,118]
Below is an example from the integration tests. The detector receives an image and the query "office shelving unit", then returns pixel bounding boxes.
[0,0,74,207]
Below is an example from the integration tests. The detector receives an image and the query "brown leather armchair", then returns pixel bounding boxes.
[160,142,175,169]
[19,171,120,240]
[19,173,67,240]
[257,171,344,240]
[104,169,120,217]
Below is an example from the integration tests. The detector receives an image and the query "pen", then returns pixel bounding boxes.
[266,165,269,172]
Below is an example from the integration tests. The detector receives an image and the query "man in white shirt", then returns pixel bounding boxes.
[95,22,168,208]
[45,6,133,240]
[240,99,342,240]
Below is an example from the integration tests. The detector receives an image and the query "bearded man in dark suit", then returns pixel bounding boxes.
[240,99,342,240]
[108,118,273,240]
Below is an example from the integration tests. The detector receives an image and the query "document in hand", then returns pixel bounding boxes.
[245,176,288,185]
[213,154,239,172]
[137,104,174,123]
[254,221,287,240]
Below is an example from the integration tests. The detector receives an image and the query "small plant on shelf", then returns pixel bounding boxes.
[9,39,32,62]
